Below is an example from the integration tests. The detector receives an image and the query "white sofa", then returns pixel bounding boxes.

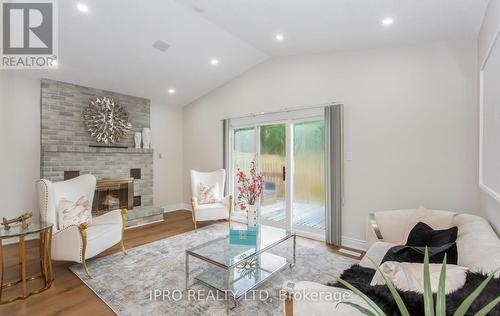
[286,209,500,316]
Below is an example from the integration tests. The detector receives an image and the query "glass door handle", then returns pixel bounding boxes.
[282,166,286,181]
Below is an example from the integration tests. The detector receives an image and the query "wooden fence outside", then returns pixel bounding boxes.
[233,152,324,204]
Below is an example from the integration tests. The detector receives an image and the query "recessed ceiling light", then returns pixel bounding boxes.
[210,58,219,66]
[275,33,284,41]
[152,40,170,52]
[77,3,89,13]
[168,88,176,94]
[382,17,394,26]
[193,7,205,14]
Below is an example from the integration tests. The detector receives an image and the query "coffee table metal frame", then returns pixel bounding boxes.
[185,228,296,313]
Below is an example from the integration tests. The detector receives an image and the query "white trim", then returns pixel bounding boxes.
[223,102,337,121]
[338,248,362,258]
[341,236,368,251]
[230,107,324,127]
[479,22,500,204]
[161,203,191,213]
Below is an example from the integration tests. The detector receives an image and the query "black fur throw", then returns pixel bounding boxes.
[328,264,500,316]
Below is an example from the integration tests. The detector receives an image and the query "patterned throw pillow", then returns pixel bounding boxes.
[198,182,221,204]
[57,195,92,229]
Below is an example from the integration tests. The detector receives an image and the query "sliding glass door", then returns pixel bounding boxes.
[259,124,286,228]
[292,120,325,234]
[229,114,325,239]
[232,127,256,220]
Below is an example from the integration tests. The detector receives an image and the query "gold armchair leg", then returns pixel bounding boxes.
[120,208,128,255]
[191,197,198,232]
[78,223,92,279]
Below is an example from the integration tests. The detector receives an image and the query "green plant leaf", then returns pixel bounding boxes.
[453,268,500,316]
[436,254,447,316]
[473,296,500,316]
[336,301,378,316]
[334,276,387,316]
[423,247,435,316]
[366,258,410,316]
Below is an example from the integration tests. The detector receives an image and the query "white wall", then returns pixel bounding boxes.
[0,73,184,222]
[151,103,184,210]
[183,40,480,244]
[478,0,500,234]
[0,73,41,221]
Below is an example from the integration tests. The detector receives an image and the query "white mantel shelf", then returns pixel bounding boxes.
[42,145,154,154]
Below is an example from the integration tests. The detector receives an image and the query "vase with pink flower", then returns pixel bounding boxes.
[236,161,264,227]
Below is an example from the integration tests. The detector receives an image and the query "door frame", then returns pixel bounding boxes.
[228,112,325,241]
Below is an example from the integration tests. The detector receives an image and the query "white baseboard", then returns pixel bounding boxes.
[161,203,191,213]
[341,236,368,251]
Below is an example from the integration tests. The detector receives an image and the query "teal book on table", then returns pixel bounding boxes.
[230,227,258,245]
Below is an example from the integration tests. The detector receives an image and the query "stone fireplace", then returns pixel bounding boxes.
[40,79,162,226]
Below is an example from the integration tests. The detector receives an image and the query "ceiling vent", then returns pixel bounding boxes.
[152,40,170,52]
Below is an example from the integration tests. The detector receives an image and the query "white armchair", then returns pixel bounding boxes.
[36,174,127,278]
[190,169,233,231]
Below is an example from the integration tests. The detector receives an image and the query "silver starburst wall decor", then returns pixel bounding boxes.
[82,97,132,144]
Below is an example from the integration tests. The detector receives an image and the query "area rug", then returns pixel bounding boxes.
[70,224,357,315]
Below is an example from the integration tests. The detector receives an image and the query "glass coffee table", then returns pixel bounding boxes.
[185,224,296,312]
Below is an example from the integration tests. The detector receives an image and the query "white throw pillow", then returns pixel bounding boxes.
[57,195,92,229]
[402,207,455,243]
[198,182,221,204]
[370,261,468,294]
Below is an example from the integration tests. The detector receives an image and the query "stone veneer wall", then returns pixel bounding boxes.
[41,79,149,147]
[40,79,161,226]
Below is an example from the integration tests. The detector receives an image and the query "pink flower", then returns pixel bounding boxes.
[235,160,264,209]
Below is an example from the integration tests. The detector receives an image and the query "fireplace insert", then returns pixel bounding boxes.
[92,178,134,216]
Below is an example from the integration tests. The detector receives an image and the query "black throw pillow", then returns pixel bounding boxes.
[381,221,459,264]
[381,243,458,264]
[406,222,458,247]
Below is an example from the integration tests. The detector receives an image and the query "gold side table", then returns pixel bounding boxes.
[0,222,54,304]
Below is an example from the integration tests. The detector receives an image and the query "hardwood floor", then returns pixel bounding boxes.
[0,210,362,316]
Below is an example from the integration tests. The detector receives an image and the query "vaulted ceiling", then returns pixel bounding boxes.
[9,0,489,106]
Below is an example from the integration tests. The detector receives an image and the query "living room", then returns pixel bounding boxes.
[0,0,499,315]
